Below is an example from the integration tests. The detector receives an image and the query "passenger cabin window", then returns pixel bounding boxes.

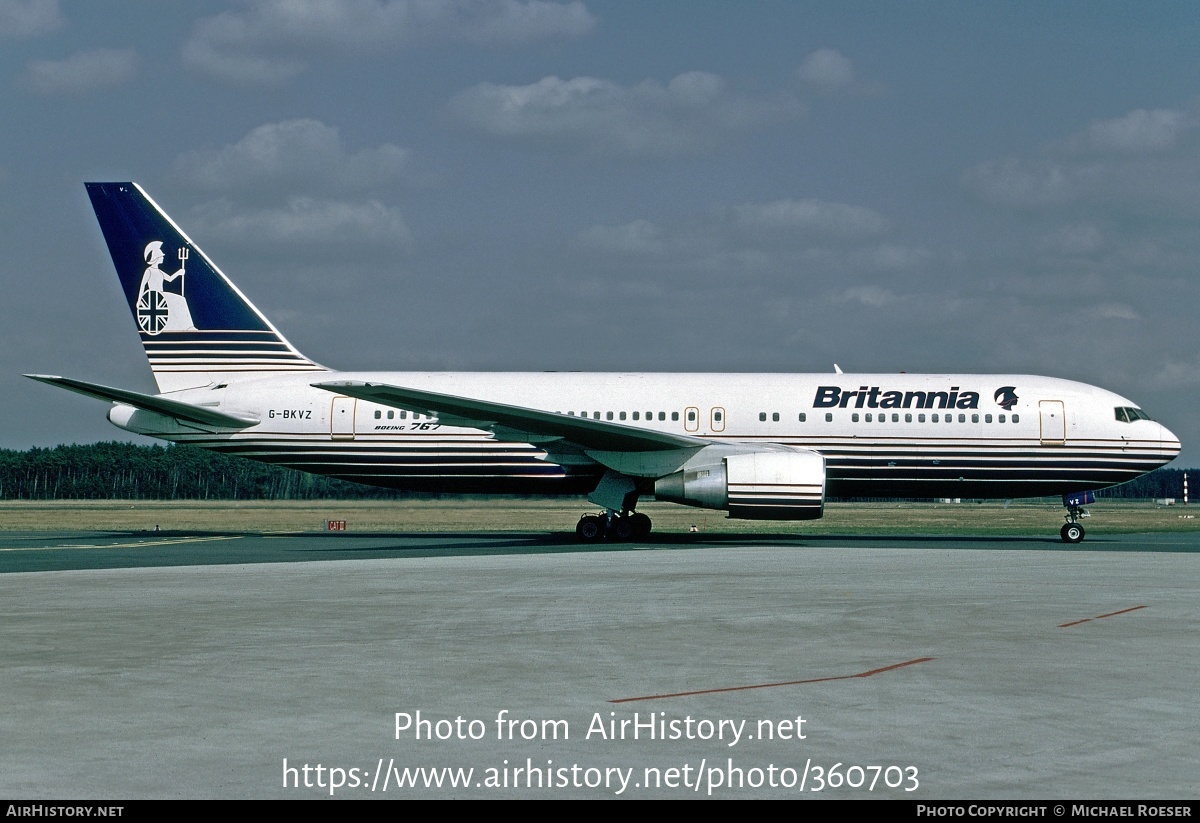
[759,412,767,422]
[772,412,780,422]
[714,411,723,422]
[825,413,833,422]
[798,413,806,422]
[374,410,381,419]
[852,413,860,422]
[687,410,697,422]
[606,411,613,420]
[671,412,679,421]
[632,412,639,420]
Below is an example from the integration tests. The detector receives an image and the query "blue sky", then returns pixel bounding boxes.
[3,0,1199,465]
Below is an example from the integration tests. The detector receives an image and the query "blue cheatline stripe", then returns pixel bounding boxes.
[149,356,314,364]
[150,363,325,371]
[145,344,297,353]
[148,357,307,365]
[141,331,289,342]
[155,431,1173,494]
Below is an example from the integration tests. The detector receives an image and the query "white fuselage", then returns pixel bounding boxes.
[110,371,1180,500]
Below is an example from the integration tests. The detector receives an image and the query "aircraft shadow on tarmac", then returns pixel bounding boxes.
[3,528,1168,576]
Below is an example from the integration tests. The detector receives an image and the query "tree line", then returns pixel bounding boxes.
[0,442,1189,501]
[0,442,402,500]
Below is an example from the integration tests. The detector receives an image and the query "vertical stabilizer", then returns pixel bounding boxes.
[85,182,324,393]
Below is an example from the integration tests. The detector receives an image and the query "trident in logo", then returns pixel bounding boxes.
[178,247,189,298]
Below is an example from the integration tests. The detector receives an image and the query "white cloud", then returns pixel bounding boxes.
[0,0,61,38]
[836,285,898,308]
[847,244,934,271]
[732,198,890,240]
[576,219,664,255]
[1151,355,1200,389]
[448,72,802,157]
[190,197,411,247]
[960,157,1073,209]
[1087,108,1189,154]
[184,0,595,85]
[797,48,855,93]
[172,119,414,192]
[1039,222,1105,255]
[1093,302,1139,321]
[574,197,929,285]
[20,49,137,95]
[963,104,1200,213]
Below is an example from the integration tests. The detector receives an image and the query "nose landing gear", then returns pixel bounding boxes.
[1060,520,1085,543]
[1061,491,1094,543]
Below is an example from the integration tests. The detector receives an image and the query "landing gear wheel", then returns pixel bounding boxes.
[576,515,604,542]
[1060,522,1085,544]
[611,517,636,541]
[630,512,652,538]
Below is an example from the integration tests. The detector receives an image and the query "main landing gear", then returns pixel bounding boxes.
[1060,491,1093,543]
[575,510,653,542]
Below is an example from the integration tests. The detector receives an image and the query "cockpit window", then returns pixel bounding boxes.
[1115,406,1152,423]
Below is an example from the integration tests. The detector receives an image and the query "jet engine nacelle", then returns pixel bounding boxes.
[108,403,190,436]
[654,448,826,520]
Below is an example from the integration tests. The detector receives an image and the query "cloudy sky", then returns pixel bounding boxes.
[3,1,1199,466]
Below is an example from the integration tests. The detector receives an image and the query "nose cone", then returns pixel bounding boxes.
[1159,422,1182,463]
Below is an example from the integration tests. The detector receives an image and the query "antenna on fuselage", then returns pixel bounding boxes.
[834,364,843,374]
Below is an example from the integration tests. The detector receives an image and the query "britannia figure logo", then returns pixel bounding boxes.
[137,241,195,334]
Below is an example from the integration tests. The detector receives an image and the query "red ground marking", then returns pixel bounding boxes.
[609,657,935,704]
[1058,604,1146,628]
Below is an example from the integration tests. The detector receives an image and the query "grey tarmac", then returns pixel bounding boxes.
[1,529,1196,798]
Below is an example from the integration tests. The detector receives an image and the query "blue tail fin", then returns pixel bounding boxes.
[86,182,324,393]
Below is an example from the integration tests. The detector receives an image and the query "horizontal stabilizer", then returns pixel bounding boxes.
[313,380,704,452]
[25,375,258,428]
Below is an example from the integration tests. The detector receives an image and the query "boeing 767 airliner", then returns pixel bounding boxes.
[27,183,1181,542]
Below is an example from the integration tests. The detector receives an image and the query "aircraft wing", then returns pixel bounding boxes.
[312,380,706,452]
[26,374,259,428]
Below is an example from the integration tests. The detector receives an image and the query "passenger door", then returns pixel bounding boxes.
[331,397,356,441]
[1039,400,1065,445]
